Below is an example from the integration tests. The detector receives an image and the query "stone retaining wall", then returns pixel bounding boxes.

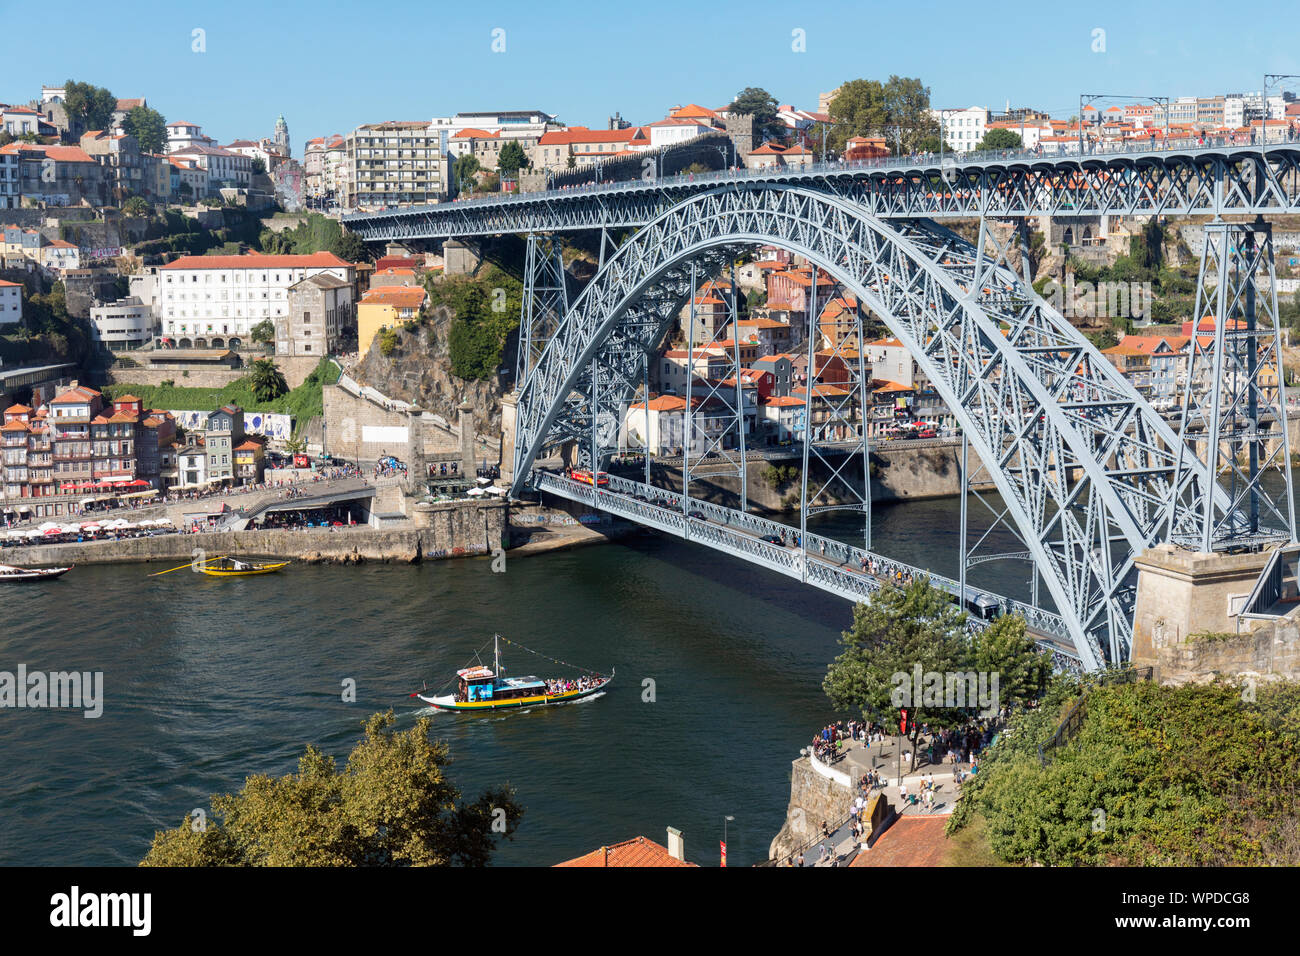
[7,500,508,567]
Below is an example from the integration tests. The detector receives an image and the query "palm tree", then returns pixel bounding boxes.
[248,358,288,402]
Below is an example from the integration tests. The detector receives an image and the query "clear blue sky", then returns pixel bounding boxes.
[4,0,1297,155]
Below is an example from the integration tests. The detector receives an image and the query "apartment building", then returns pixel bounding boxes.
[157,252,356,346]
[345,121,449,210]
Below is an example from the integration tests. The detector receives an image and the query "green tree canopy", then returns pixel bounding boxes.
[249,319,275,344]
[827,76,938,154]
[949,679,1300,866]
[250,156,266,175]
[121,195,150,217]
[732,87,786,144]
[824,578,972,744]
[454,153,481,192]
[63,80,117,131]
[334,231,371,264]
[976,128,1023,151]
[497,140,528,178]
[141,711,523,866]
[122,105,167,153]
[248,357,288,402]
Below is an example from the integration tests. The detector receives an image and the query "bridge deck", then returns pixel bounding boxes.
[532,470,1077,664]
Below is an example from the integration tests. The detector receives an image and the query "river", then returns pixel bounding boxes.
[0,494,1064,867]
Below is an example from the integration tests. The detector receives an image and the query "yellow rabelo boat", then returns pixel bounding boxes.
[198,556,290,577]
[412,635,612,712]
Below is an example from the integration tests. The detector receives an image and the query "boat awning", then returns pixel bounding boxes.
[456,666,495,681]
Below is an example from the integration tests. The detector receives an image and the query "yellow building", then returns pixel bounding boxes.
[356,285,427,353]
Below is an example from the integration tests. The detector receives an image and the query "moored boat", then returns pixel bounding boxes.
[198,557,289,577]
[0,563,73,582]
[413,635,612,712]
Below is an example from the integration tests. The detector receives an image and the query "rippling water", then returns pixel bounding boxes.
[0,495,1038,867]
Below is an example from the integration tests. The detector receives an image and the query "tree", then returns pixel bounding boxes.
[454,154,481,193]
[333,231,370,264]
[122,196,150,217]
[63,80,116,131]
[141,711,523,866]
[823,578,972,757]
[968,613,1050,709]
[732,87,786,144]
[250,156,266,175]
[976,128,1023,151]
[827,76,938,154]
[248,358,288,402]
[498,140,528,178]
[122,105,167,153]
[249,319,275,345]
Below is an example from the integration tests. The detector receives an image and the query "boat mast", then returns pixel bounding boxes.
[494,634,501,677]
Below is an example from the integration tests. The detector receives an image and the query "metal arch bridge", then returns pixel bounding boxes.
[342,140,1300,241]
[347,142,1300,672]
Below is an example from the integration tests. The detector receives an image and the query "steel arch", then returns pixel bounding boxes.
[513,184,1226,669]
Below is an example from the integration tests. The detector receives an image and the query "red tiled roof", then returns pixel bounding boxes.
[850,815,949,866]
[161,252,352,270]
[360,286,427,308]
[554,835,695,867]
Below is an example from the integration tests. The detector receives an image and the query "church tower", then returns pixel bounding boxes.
[274,114,290,157]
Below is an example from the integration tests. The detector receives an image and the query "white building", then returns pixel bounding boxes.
[932,106,988,152]
[0,150,17,208]
[157,252,356,347]
[89,298,156,350]
[0,279,21,325]
[168,146,252,191]
[345,121,450,210]
[647,117,716,149]
[164,121,216,154]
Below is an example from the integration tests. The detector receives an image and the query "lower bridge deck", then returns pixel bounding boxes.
[531,470,1080,667]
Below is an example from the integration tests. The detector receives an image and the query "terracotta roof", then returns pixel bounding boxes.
[361,286,427,308]
[50,385,101,404]
[554,835,695,867]
[3,403,32,414]
[114,394,142,403]
[850,815,950,867]
[162,252,352,270]
[537,127,637,146]
[1,420,30,432]
[764,395,805,407]
[872,380,914,393]
[0,143,95,163]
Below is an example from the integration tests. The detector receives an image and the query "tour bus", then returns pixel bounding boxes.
[569,468,610,487]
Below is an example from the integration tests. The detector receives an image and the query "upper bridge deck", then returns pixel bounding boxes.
[343,136,1300,242]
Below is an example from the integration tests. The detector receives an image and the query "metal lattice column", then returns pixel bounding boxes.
[1169,217,1297,552]
[517,234,568,387]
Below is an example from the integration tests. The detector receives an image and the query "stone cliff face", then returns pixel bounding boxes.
[352,307,507,436]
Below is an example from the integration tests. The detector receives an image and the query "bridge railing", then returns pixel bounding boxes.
[534,470,1077,657]
[344,129,1300,222]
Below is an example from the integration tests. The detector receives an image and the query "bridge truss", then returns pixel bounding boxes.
[348,143,1300,672]
[507,184,1253,670]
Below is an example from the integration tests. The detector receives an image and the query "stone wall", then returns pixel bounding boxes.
[323,382,461,464]
[1138,615,1300,686]
[9,500,507,567]
[768,757,855,862]
[108,353,324,391]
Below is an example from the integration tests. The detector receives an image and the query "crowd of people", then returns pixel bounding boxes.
[545,674,604,697]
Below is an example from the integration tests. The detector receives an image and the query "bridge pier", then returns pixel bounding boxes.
[1131,543,1272,679]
